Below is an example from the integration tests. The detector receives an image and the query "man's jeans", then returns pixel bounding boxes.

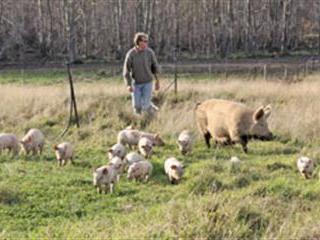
[132,82,153,115]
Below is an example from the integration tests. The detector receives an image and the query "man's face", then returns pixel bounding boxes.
[138,37,148,50]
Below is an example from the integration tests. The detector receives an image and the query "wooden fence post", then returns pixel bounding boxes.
[283,66,288,80]
[263,64,267,81]
[59,62,80,137]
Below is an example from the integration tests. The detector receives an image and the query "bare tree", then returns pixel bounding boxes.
[0,0,319,62]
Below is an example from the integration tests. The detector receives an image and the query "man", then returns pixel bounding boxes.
[123,32,160,116]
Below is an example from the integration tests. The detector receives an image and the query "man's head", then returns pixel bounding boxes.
[134,32,148,50]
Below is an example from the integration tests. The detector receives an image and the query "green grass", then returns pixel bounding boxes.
[0,69,226,86]
[0,69,122,85]
[1,136,319,239]
[1,70,320,238]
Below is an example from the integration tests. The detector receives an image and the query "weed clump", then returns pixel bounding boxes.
[237,207,269,238]
[0,187,21,205]
[188,171,224,195]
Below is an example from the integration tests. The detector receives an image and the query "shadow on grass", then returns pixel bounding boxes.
[18,154,55,162]
[149,161,171,186]
[73,160,94,169]
[266,162,293,172]
[0,154,20,163]
[0,187,21,205]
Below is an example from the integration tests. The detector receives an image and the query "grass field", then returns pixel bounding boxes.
[0,70,320,239]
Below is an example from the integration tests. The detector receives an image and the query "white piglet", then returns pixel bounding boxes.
[124,152,145,166]
[20,128,45,155]
[0,133,20,155]
[177,130,193,155]
[109,156,126,181]
[117,129,165,148]
[138,137,153,159]
[53,142,74,166]
[117,129,141,149]
[127,160,153,182]
[164,157,184,184]
[297,156,315,179]
[108,143,126,160]
[93,165,118,194]
[139,132,165,147]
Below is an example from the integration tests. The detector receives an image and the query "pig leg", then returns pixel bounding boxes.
[240,135,249,153]
[204,132,211,148]
[109,183,114,194]
[12,146,19,156]
[144,174,150,183]
[32,147,37,155]
[39,144,44,155]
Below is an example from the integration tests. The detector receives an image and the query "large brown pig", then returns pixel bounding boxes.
[195,99,272,153]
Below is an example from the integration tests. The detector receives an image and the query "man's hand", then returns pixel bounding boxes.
[127,86,134,92]
[155,80,160,91]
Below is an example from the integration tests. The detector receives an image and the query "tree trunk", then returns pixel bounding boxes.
[245,0,252,53]
[46,0,53,57]
[318,1,320,55]
[64,0,78,63]
[281,0,291,54]
[37,0,46,56]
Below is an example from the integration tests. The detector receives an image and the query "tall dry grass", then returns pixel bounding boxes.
[0,74,319,143]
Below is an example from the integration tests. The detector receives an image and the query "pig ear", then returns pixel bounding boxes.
[253,106,264,123]
[21,137,31,144]
[102,168,108,175]
[126,125,133,130]
[171,165,177,170]
[263,105,272,119]
[155,133,159,138]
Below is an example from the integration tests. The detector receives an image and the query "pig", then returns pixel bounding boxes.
[108,143,126,160]
[297,156,315,179]
[124,152,145,166]
[117,129,141,149]
[127,160,153,182]
[177,130,193,155]
[93,165,118,194]
[109,156,126,181]
[164,157,184,184]
[20,128,45,155]
[117,129,165,149]
[139,132,165,147]
[195,99,273,153]
[53,142,74,166]
[138,137,153,159]
[0,133,20,155]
